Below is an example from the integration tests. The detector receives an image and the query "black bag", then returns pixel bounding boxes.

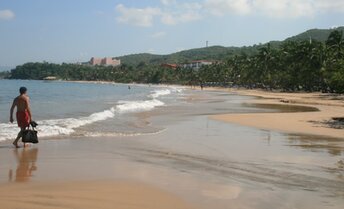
[22,123,38,144]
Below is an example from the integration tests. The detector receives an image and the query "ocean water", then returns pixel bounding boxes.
[0,80,183,142]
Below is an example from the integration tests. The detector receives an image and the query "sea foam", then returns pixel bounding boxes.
[0,88,177,142]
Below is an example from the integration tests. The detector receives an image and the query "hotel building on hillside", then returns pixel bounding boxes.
[89,57,121,67]
[182,60,213,69]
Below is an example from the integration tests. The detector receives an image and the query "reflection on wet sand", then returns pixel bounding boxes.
[9,148,38,182]
[120,146,344,197]
[286,134,344,156]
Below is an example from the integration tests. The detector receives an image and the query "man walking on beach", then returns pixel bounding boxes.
[10,87,32,148]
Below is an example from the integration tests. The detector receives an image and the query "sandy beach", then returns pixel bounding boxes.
[209,88,344,139]
[0,87,343,209]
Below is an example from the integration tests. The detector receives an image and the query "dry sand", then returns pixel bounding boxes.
[210,88,344,139]
[0,181,195,209]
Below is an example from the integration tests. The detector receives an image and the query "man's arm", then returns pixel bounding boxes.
[10,98,16,123]
[26,97,32,121]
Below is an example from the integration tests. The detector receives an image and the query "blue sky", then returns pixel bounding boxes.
[0,0,344,67]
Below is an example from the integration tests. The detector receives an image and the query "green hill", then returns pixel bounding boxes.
[285,27,344,42]
[117,45,261,67]
[117,53,162,66]
[116,27,344,67]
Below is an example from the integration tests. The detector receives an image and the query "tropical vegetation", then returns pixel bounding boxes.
[0,71,10,79]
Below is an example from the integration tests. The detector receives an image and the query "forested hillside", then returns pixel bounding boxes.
[117,27,344,67]
[117,45,260,67]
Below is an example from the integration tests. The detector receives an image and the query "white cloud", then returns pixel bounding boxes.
[116,2,203,27]
[314,0,344,13]
[160,2,203,25]
[204,0,344,18]
[161,10,202,25]
[115,4,161,27]
[161,0,177,6]
[161,13,177,25]
[151,31,167,38]
[178,11,202,23]
[251,0,344,18]
[181,2,203,10]
[204,0,252,16]
[0,9,15,20]
[115,0,344,27]
[253,0,315,18]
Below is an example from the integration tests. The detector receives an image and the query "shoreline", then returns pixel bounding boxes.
[2,78,343,138]
[208,88,344,139]
[47,79,187,89]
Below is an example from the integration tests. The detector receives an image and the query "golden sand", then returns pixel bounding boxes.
[0,181,195,209]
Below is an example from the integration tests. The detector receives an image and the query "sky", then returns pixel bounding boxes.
[0,0,344,67]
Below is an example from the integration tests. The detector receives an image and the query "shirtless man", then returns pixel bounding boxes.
[10,87,32,148]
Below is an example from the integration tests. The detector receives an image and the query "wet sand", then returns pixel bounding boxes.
[0,181,195,209]
[0,89,344,209]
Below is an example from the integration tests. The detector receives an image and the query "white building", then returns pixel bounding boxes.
[182,60,213,69]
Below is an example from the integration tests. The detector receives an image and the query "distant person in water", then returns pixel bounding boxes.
[10,87,33,148]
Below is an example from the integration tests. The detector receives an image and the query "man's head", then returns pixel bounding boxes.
[19,87,27,95]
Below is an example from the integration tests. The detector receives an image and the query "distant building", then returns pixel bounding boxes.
[89,57,121,67]
[160,60,214,70]
[160,63,178,69]
[90,57,102,65]
[182,60,213,69]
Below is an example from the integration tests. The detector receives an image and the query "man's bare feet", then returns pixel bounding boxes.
[12,142,20,148]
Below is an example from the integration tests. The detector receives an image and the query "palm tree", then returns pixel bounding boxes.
[323,30,344,92]
[326,30,344,60]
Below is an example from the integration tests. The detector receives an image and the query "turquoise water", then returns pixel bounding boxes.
[0,80,182,141]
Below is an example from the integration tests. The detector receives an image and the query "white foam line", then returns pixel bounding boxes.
[83,128,166,138]
[0,88,182,142]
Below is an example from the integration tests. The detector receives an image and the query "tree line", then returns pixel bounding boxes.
[0,71,10,79]
[7,30,344,93]
[199,30,344,92]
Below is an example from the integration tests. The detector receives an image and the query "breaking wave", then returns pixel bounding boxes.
[0,88,179,142]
